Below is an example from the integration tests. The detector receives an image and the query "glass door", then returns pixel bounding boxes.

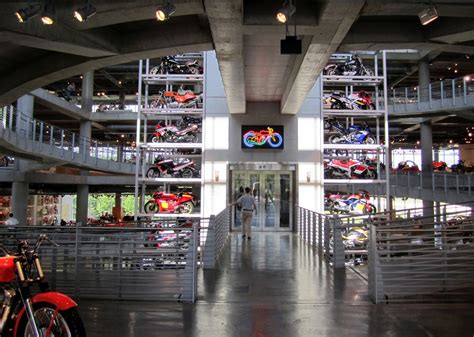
[231,170,292,231]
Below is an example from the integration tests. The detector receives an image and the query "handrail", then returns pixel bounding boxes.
[0,105,136,164]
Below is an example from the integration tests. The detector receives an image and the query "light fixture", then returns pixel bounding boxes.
[276,0,296,23]
[156,0,175,21]
[15,5,41,23]
[41,3,55,25]
[74,3,96,22]
[418,6,438,26]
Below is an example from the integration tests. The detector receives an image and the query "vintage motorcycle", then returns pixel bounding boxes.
[146,156,198,179]
[0,234,86,337]
[325,159,377,179]
[242,127,283,148]
[323,54,374,76]
[144,191,198,214]
[329,190,377,215]
[150,122,200,143]
[149,55,201,75]
[150,89,202,109]
[327,91,375,110]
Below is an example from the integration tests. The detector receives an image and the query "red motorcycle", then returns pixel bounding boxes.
[150,122,200,143]
[144,191,198,214]
[146,156,198,179]
[325,159,377,179]
[0,235,85,337]
[432,161,447,171]
[150,88,202,109]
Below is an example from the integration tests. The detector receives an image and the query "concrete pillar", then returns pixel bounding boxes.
[11,181,28,225]
[76,184,89,226]
[81,71,94,111]
[119,90,126,110]
[16,94,34,136]
[420,120,434,216]
[418,60,430,102]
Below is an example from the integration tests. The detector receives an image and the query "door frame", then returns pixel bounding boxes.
[229,162,296,232]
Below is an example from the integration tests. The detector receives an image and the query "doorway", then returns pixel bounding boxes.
[231,169,293,231]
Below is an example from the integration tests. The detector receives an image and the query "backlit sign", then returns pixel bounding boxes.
[241,125,284,149]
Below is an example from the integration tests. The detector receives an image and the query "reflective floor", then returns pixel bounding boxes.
[79,232,474,337]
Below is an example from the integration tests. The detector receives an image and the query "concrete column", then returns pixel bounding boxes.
[119,90,126,110]
[420,120,434,216]
[16,94,34,136]
[81,71,94,111]
[11,181,28,225]
[76,184,89,226]
[418,60,430,102]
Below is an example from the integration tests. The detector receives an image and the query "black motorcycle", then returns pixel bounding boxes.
[146,156,198,178]
[150,56,201,75]
[323,55,374,76]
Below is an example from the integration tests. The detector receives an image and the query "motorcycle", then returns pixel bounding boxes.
[146,155,198,178]
[329,190,377,215]
[150,88,202,109]
[325,189,369,209]
[323,54,374,76]
[327,120,375,145]
[150,56,201,75]
[0,234,85,337]
[325,159,377,179]
[432,161,447,171]
[144,191,198,214]
[242,127,283,148]
[176,115,202,128]
[0,155,12,167]
[327,91,375,110]
[150,122,200,143]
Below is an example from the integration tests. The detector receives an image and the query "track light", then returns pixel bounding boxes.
[418,6,438,26]
[156,0,176,21]
[41,4,55,25]
[15,5,41,23]
[276,0,296,24]
[74,4,97,22]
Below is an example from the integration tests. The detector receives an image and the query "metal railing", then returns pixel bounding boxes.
[389,76,474,112]
[0,105,131,164]
[0,224,200,302]
[202,206,231,269]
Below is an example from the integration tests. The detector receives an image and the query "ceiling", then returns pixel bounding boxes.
[0,0,473,145]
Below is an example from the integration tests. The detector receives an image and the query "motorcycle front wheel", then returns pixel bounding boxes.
[151,136,162,143]
[364,204,377,215]
[267,134,283,148]
[146,168,160,178]
[16,304,86,337]
[364,135,376,145]
[330,101,346,110]
[144,201,158,214]
[178,201,194,214]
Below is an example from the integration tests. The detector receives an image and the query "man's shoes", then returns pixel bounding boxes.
[242,234,246,239]
[247,236,251,240]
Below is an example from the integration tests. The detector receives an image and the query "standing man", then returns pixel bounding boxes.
[230,187,257,239]
[5,213,19,226]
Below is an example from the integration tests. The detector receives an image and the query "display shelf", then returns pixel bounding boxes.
[142,74,204,84]
[323,144,385,151]
[136,213,202,219]
[141,108,203,115]
[139,178,202,184]
[322,109,384,117]
[140,143,203,149]
[324,179,387,184]
[322,75,384,86]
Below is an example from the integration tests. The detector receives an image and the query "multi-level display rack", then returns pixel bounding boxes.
[134,53,205,220]
[321,51,390,213]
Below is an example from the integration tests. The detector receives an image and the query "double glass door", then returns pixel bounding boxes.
[231,171,292,231]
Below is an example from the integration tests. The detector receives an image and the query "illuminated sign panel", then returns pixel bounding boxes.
[241,125,284,149]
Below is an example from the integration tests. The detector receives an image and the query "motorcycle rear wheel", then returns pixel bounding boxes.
[16,304,85,337]
[144,201,158,214]
[180,168,194,179]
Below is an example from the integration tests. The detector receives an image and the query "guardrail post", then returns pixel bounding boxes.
[74,225,81,298]
[203,215,216,269]
[332,217,345,269]
[469,175,472,198]
[312,213,317,247]
[60,130,64,157]
[452,79,456,106]
[440,80,444,107]
[416,86,420,110]
[463,78,467,104]
[39,122,43,143]
[428,84,432,108]
[32,121,36,142]
[95,140,98,164]
[192,222,198,302]
[49,126,54,153]
[71,133,75,159]
[368,223,380,303]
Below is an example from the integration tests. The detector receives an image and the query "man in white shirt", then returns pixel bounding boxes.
[5,213,19,226]
[230,187,257,239]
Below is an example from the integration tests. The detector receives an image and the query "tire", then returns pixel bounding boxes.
[364,203,377,215]
[267,134,283,148]
[189,67,200,75]
[243,132,256,147]
[364,135,376,145]
[369,103,376,110]
[365,169,377,180]
[180,168,194,178]
[144,201,158,214]
[16,304,85,337]
[151,136,161,143]
[330,101,345,110]
[178,201,194,214]
[146,168,160,178]
[363,67,374,76]
[328,134,344,144]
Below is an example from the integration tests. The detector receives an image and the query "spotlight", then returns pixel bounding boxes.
[156,1,176,21]
[41,4,55,25]
[15,5,41,23]
[74,4,96,22]
[276,0,296,23]
[418,6,438,26]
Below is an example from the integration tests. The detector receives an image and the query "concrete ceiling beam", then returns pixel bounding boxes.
[204,0,245,114]
[280,0,365,114]
[361,2,474,17]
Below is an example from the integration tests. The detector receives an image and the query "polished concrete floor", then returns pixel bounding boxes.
[78,232,474,337]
